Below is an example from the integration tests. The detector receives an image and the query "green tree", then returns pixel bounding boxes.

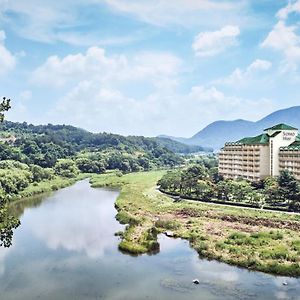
[277,170,300,211]
[158,170,182,193]
[181,165,207,196]
[0,98,20,247]
[75,157,105,174]
[0,97,11,122]
[263,176,280,206]
[194,180,214,201]
[54,159,79,178]
[30,164,54,182]
[278,170,299,201]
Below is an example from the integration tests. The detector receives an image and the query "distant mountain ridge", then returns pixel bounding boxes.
[160,106,300,150]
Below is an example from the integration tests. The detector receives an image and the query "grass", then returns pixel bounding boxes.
[91,170,300,277]
[12,173,89,200]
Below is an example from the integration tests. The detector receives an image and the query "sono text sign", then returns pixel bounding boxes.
[283,131,296,141]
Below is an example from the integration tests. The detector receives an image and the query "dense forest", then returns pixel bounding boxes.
[0,121,190,171]
[0,121,210,170]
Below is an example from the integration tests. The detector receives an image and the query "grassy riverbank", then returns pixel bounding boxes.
[91,170,300,277]
[12,173,89,200]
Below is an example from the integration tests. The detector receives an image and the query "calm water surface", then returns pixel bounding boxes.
[1,180,300,300]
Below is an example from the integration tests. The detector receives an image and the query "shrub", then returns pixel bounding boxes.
[54,159,79,178]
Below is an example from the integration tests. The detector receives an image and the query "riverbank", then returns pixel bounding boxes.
[91,170,300,277]
[12,173,89,201]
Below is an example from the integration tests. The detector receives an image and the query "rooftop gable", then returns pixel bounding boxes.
[237,133,269,145]
[280,141,300,150]
[264,123,298,131]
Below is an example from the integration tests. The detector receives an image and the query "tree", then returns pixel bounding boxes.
[75,157,105,174]
[278,170,299,202]
[0,97,11,122]
[54,159,79,178]
[158,170,182,193]
[277,170,300,211]
[263,176,280,206]
[209,167,223,183]
[194,180,214,201]
[180,165,207,196]
[0,98,20,247]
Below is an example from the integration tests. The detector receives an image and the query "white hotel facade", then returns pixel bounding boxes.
[218,124,300,182]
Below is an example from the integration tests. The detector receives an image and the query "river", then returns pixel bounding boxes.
[0,179,300,300]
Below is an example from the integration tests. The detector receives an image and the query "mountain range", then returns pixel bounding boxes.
[160,106,300,150]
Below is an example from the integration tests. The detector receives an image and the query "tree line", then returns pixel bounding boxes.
[158,161,300,212]
[0,121,184,172]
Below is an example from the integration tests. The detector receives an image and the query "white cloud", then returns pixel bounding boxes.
[277,0,300,20]
[104,0,241,27]
[0,0,253,44]
[0,30,16,75]
[0,0,140,45]
[262,2,300,72]
[215,59,272,86]
[247,59,272,72]
[261,21,298,51]
[31,45,277,136]
[31,47,182,88]
[0,246,11,276]
[186,86,274,123]
[192,25,240,57]
[47,81,276,137]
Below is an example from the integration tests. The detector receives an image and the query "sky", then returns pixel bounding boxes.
[1,0,300,137]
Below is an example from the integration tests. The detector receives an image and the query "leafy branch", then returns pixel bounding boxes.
[0,97,11,122]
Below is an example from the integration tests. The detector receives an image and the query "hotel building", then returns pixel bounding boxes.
[218,124,300,181]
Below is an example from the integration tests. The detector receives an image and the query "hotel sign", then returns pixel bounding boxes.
[283,131,296,141]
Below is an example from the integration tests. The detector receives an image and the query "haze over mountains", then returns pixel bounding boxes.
[160,106,300,150]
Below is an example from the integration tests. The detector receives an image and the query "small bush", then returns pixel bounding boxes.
[260,246,289,260]
[292,240,300,253]
[194,241,208,255]
[155,219,180,230]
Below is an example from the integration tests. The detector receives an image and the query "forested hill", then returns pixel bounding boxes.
[154,137,212,154]
[0,121,207,153]
[0,121,189,171]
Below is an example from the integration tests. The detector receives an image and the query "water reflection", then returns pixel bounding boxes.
[27,182,122,258]
[0,180,300,300]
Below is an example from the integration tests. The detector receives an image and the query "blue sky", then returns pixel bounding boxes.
[1,0,300,137]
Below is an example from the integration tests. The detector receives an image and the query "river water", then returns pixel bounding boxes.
[0,180,300,300]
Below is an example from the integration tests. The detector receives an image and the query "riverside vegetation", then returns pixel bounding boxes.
[2,100,300,277]
[159,162,300,212]
[91,170,300,277]
[0,115,196,247]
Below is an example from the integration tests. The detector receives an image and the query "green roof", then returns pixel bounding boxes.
[280,135,300,150]
[264,123,298,131]
[280,142,300,151]
[237,133,269,145]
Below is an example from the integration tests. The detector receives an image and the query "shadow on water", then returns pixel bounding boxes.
[0,179,300,300]
[9,193,50,218]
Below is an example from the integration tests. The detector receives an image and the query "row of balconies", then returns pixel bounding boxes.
[279,161,300,165]
[219,172,261,179]
[219,161,260,166]
[220,157,260,161]
[219,168,260,173]
[220,148,260,152]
